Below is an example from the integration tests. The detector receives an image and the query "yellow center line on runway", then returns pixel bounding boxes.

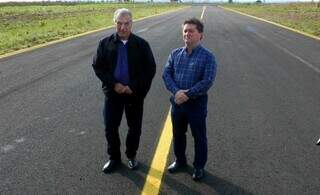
[141,6,207,195]
[141,109,172,195]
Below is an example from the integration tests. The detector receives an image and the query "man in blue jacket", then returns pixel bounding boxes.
[92,8,156,173]
[163,18,217,181]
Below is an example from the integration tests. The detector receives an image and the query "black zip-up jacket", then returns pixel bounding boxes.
[92,33,156,99]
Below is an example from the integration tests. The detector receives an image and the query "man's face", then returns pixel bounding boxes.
[115,14,132,40]
[182,24,202,46]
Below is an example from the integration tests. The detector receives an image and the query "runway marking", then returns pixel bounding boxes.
[136,28,149,34]
[1,145,15,153]
[141,109,173,195]
[1,137,27,154]
[253,31,320,74]
[68,129,76,133]
[275,45,320,74]
[200,6,207,20]
[77,131,86,135]
[141,7,207,195]
[14,137,25,143]
[222,7,320,74]
[219,6,320,41]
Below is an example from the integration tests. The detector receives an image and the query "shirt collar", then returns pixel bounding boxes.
[114,33,132,43]
[183,44,202,55]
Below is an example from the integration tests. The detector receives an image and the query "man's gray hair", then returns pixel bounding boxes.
[113,8,132,23]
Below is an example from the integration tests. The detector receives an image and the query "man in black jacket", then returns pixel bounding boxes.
[92,8,156,173]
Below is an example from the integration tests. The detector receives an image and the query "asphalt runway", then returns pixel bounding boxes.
[0,5,319,195]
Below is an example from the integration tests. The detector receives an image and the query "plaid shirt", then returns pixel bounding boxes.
[162,44,217,98]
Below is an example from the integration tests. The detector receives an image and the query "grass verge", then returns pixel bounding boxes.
[0,2,186,55]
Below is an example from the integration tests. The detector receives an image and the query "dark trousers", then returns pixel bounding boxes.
[170,95,208,169]
[103,94,144,160]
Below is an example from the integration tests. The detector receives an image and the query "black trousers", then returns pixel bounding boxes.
[103,94,144,160]
[170,95,208,169]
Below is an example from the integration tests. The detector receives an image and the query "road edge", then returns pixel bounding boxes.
[219,6,320,41]
[0,6,189,60]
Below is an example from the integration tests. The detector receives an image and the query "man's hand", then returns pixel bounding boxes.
[114,83,126,94]
[124,86,133,95]
[175,89,189,105]
[114,83,133,95]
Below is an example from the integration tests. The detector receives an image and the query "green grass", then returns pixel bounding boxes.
[221,3,320,38]
[0,2,186,55]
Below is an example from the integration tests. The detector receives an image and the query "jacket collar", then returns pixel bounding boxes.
[111,33,134,43]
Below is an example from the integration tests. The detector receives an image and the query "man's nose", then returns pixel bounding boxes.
[120,25,127,30]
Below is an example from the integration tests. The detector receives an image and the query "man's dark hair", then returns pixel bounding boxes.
[183,18,204,33]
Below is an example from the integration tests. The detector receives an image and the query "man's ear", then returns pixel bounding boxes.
[200,33,203,40]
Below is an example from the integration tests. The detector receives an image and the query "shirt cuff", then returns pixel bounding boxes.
[172,87,180,96]
[186,90,195,99]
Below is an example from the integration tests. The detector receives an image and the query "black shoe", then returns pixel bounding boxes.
[167,161,187,173]
[192,169,204,181]
[128,159,139,170]
[102,160,121,173]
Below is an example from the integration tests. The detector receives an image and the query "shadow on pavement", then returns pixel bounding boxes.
[116,162,149,189]
[110,162,253,195]
[195,170,254,195]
